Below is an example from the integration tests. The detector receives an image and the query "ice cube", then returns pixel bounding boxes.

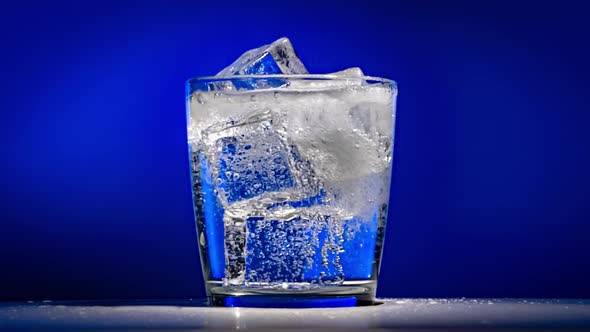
[278,85,393,218]
[223,205,346,286]
[201,107,323,206]
[201,109,296,207]
[245,209,327,285]
[331,67,364,77]
[217,37,308,76]
[281,89,390,182]
[222,203,378,287]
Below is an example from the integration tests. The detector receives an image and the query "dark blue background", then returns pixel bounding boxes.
[1,0,589,300]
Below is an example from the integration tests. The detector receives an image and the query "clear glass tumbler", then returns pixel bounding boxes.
[186,75,397,307]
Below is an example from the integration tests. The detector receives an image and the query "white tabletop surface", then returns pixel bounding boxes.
[1,298,589,331]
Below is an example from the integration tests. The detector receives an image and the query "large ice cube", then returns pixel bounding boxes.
[222,203,378,287]
[280,86,392,181]
[201,108,323,206]
[202,109,295,206]
[217,37,308,76]
[244,206,345,286]
[276,85,393,218]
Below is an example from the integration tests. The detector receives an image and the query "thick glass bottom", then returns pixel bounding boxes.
[206,280,377,307]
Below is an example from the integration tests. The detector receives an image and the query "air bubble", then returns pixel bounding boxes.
[195,93,205,104]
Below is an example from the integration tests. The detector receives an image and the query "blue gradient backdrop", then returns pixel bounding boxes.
[1,1,589,300]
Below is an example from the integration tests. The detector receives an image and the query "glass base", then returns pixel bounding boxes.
[206,280,378,308]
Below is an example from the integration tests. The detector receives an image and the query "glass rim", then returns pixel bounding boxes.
[187,74,396,87]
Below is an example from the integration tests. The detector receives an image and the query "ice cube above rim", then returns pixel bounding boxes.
[217,37,308,76]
